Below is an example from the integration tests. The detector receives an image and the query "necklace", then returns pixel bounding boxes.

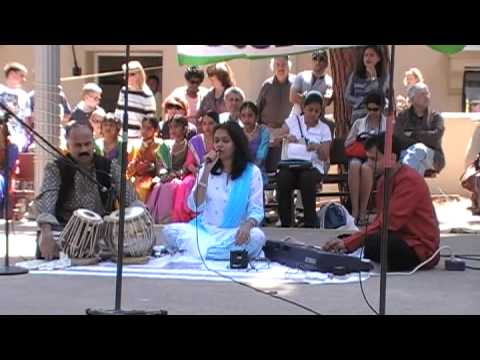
[172,139,187,156]
[245,124,258,139]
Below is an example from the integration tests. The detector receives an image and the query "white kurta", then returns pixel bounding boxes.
[285,114,332,174]
[162,164,265,260]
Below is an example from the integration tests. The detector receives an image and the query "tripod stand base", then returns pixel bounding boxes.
[86,308,168,316]
[0,266,29,276]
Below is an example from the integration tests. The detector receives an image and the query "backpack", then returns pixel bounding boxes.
[317,202,355,230]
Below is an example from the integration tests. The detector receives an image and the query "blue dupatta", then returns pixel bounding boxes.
[221,163,254,228]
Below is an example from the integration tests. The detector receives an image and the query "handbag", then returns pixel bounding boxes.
[345,130,373,159]
[278,115,313,170]
[345,141,367,159]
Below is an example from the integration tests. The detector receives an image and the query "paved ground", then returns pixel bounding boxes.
[0,222,479,315]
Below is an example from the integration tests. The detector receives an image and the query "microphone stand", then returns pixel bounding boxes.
[0,114,28,276]
[378,44,396,315]
[86,45,167,315]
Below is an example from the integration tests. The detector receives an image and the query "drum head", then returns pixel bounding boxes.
[108,206,145,221]
[75,209,103,222]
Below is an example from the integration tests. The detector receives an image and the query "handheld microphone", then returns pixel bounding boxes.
[206,150,221,164]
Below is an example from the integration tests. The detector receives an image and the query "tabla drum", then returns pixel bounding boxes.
[104,206,155,264]
[59,209,103,266]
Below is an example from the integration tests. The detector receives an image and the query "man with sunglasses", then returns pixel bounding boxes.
[170,66,208,126]
[290,50,333,115]
[70,83,105,126]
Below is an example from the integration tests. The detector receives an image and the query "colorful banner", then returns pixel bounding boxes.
[177,45,361,65]
[177,45,467,65]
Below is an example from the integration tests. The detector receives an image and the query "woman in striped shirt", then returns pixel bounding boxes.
[115,61,157,139]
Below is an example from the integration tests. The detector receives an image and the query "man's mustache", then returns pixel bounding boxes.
[79,152,91,157]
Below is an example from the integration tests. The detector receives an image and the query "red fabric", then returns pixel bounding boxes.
[345,141,366,159]
[344,165,440,267]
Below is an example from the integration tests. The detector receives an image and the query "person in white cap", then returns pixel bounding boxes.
[0,62,32,152]
[114,61,157,139]
[70,83,104,125]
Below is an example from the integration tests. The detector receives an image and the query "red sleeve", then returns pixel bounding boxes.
[344,217,381,252]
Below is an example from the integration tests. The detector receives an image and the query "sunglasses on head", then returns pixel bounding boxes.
[167,104,183,110]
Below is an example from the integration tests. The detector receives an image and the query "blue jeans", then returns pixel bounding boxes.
[400,143,435,176]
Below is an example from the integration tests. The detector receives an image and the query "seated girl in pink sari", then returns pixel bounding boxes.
[147,116,196,224]
[171,112,220,222]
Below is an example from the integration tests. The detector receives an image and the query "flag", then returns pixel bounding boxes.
[177,45,467,65]
[177,45,361,65]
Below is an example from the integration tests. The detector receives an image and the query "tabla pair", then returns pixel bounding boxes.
[59,207,155,266]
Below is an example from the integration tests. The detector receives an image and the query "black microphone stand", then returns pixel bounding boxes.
[0,113,28,276]
[86,45,167,315]
[378,45,396,315]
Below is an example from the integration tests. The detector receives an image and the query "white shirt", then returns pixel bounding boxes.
[285,114,332,174]
[345,115,387,147]
[170,86,208,119]
[0,84,32,151]
[292,71,333,115]
[187,164,264,227]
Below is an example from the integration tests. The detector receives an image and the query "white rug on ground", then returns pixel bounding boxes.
[434,196,480,234]
[16,251,371,285]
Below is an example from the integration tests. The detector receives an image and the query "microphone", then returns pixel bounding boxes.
[206,150,221,164]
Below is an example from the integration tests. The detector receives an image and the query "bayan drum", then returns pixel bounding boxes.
[104,206,155,264]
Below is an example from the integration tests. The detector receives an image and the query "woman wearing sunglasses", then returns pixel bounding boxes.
[344,91,386,226]
[160,96,197,140]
